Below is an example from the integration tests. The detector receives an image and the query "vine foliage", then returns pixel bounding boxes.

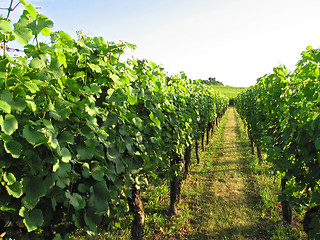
[236,46,320,238]
[0,1,228,239]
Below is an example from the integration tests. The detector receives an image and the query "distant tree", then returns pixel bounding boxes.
[201,77,224,86]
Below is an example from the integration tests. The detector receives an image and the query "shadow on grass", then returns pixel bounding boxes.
[212,160,243,166]
[186,221,272,240]
[215,143,247,149]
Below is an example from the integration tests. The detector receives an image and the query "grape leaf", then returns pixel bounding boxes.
[0,114,18,135]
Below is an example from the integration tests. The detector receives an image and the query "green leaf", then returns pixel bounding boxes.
[49,137,59,149]
[49,57,63,79]
[77,146,95,161]
[1,92,27,112]
[13,10,33,46]
[127,160,143,175]
[119,124,130,136]
[0,114,18,135]
[306,46,313,51]
[81,163,91,178]
[57,50,67,68]
[57,30,74,48]
[58,131,74,145]
[88,181,110,213]
[6,181,23,198]
[53,162,71,178]
[30,54,47,69]
[53,234,63,240]
[19,0,37,18]
[105,112,118,128]
[315,137,320,150]
[3,172,16,185]
[79,126,95,139]
[78,183,87,193]
[60,147,71,163]
[22,125,47,146]
[0,100,11,114]
[24,81,40,93]
[4,139,22,158]
[116,162,124,174]
[84,209,98,234]
[48,98,72,121]
[109,73,122,85]
[41,27,51,36]
[22,177,46,210]
[88,63,101,73]
[91,163,104,181]
[128,94,137,105]
[124,41,137,50]
[19,207,44,232]
[124,136,134,155]
[65,191,86,210]
[37,14,53,33]
[107,147,121,163]
[149,113,161,126]
[13,98,27,112]
[0,58,8,79]
[0,193,14,211]
[42,119,55,134]
[85,104,99,116]
[135,131,143,143]
[25,95,36,112]
[0,19,12,33]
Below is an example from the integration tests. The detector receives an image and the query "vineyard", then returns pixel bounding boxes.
[1,1,320,240]
[0,1,229,239]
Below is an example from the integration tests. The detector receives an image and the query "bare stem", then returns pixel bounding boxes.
[2,0,20,57]
[6,0,14,19]
[36,34,41,52]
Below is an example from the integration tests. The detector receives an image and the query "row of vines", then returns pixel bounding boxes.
[0,1,228,239]
[235,46,320,239]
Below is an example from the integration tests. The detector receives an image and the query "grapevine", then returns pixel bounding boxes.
[236,47,320,238]
[0,1,229,239]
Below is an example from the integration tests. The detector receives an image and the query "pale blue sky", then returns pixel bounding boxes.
[2,0,320,87]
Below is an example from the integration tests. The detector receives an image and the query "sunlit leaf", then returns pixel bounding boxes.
[19,207,44,232]
[60,147,71,163]
[0,19,12,33]
[3,172,16,185]
[0,100,11,114]
[19,0,37,18]
[4,139,22,158]
[13,10,33,46]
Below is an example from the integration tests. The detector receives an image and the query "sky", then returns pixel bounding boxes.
[2,0,320,87]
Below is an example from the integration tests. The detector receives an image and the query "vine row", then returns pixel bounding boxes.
[0,1,228,239]
[235,46,320,239]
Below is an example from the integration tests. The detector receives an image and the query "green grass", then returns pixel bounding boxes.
[179,108,268,239]
[210,85,248,99]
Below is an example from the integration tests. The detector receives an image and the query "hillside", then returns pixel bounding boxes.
[210,85,248,103]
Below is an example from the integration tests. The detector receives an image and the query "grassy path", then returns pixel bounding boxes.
[182,107,268,239]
